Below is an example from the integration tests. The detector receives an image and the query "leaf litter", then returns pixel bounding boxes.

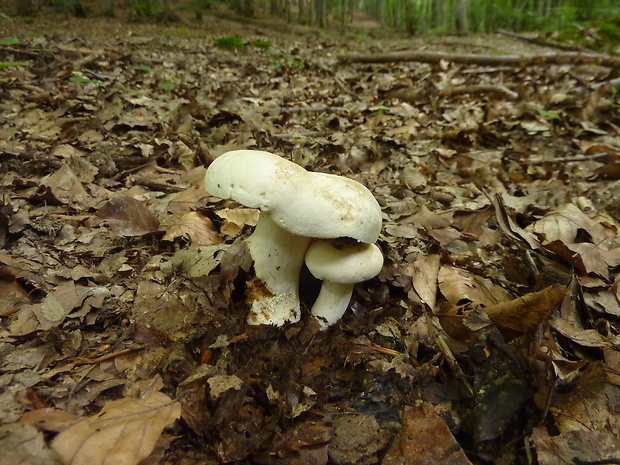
[1,10,620,465]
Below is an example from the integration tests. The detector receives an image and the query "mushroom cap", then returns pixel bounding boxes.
[204,150,382,243]
[305,240,383,284]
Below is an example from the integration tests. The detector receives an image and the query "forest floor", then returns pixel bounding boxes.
[1,7,620,465]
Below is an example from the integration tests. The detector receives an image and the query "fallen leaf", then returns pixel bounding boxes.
[207,374,244,399]
[532,364,620,464]
[409,254,440,311]
[97,195,160,237]
[51,392,181,465]
[163,211,222,245]
[215,207,259,236]
[32,281,89,330]
[551,318,608,348]
[161,182,209,216]
[20,408,80,433]
[328,414,391,465]
[41,163,90,203]
[484,284,566,339]
[438,264,513,307]
[0,423,61,464]
[0,279,32,316]
[440,285,566,341]
[383,404,472,465]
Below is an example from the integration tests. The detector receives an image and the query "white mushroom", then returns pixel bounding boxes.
[305,240,384,328]
[204,149,382,327]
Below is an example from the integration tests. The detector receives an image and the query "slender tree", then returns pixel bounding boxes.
[455,0,468,33]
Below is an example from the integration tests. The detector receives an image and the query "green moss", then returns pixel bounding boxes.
[252,39,271,48]
[598,22,620,42]
[554,17,620,52]
[214,36,245,49]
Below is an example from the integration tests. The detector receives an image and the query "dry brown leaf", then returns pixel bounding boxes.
[20,408,81,433]
[41,163,90,203]
[51,392,181,465]
[163,182,209,216]
[438,264,513,307]
[215,207,259,236]
[0,423,61,464]
[440,285,565,340]
[163,211,222,245]
[581,83,607,121]
[207,374,244,399]
[0,279,32,316]
[528,203,608,246]
[383,404,472,465]
[409,254,440,311]
[484,284,566,338]
[97,195,160,237]
[533,364,620,464]
[551,318,607,348]
[32,281,89,330]
[585,290,620,318]
[492,193,541,250]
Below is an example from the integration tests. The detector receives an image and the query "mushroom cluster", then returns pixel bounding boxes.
[204,150,383,328]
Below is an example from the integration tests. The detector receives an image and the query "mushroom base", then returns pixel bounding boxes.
[246,213,311,326]
[310,282,354,329]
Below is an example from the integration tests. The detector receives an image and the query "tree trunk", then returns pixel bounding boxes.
[455,0,468,34]
[404,1,415,35]
[101,0,114,16]
[434,0,443,29]
[232,0,254,16]
[315,0,325,27]
[298,0,306,23]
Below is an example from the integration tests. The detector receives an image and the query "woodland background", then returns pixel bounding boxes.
[1,0,620,464]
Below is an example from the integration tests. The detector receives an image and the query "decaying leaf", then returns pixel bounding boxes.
[383,404,472,465]
[215,207,259,236]
[161,244,227,278]
[328,414,391,465]
[163,211,222,245]
[0,423,61,464]
[97,195,160,237]
[20,408,81,433]
[207,374,244,399]
[51,392,181,465]
[484,284,566,338]
[551,318,608,348]
[440,285,566,340]
[41,163,90,204]
[527,203,615,277]
[32,281,91,330]
[409,254,440,311]
[0,279,32,316]
[438,264,513,307]
[532,364,620,465]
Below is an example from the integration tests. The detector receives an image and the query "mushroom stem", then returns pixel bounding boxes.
[311,282,354,329]
[246,212,311,325]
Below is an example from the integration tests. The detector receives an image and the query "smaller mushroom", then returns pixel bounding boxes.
[305,239,383,329]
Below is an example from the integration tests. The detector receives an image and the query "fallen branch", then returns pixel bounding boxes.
[388,83,518,102]
[575,77,620,96]
[0,46,40,59]
[337,50,620,68]
[496,29,595,53]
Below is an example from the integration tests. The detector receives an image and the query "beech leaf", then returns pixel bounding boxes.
[97,195,160,237]
[51,392,181,465]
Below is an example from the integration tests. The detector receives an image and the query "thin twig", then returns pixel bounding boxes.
[524,152,610,164]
